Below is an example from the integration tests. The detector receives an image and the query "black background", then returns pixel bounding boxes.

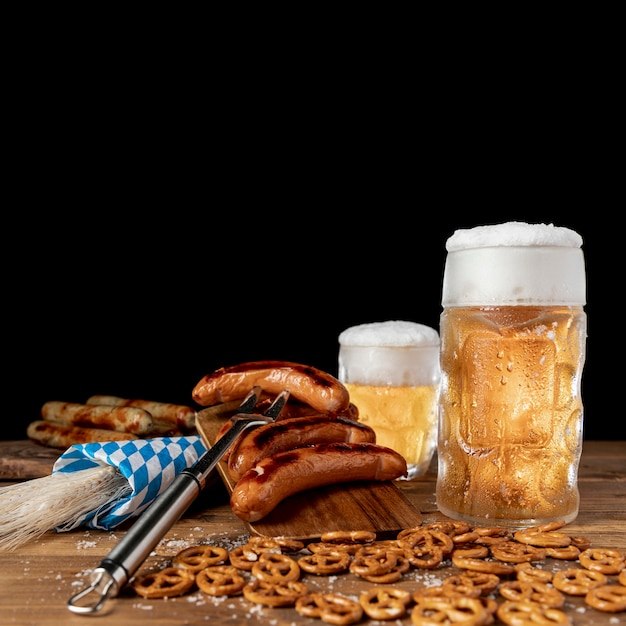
[7,202,620,442]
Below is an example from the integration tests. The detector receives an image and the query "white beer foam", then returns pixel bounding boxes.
[338,321,440,387]
[442,222,586,306]
[338,320,440,347]
[446,222,583,252]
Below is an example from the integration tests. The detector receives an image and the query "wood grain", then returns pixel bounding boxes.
[0,441,623,626]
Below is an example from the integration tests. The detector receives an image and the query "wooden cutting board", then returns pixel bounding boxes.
[195,403,422,541]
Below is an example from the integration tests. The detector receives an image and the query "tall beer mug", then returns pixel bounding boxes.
[338,320,441,480]
[436,222,587,527]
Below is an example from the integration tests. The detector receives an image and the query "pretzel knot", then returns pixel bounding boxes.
[579,548,626,575]
[411,596,488,626]
[359,586,411,620]
[490,540,546,563]
[195,565,245,596]
[451,553,515,576]
[514,523,571,548]
[497,600,572,625]
[515,562,553,584]
[553,568,607,595]
[251,551,300,583]
[296,592,363,625]
[131,566,195,598]
[172,544,229,573]
[242,579,308,607]
[585,584,626,613]
[298,548,351,575]
[498,580,565,608]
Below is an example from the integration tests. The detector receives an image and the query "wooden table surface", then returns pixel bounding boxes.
[1,440,624,625]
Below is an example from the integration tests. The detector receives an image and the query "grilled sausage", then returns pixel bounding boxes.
[41,401,155,435]
[86,395,197,433]
[192,361,350,414]
[227,415,377,482]
[229,442,408,522]
[27,420,138,448]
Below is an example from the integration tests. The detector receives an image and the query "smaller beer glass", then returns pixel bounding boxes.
[338,320,440,480]
[437,222,587,528]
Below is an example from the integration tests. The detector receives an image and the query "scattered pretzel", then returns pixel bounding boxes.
[359,586,411,620]
[579,547,625,574]
[585,584,626,613]
[321,529,376,544]
[242,578,308,607]
[498,579,565,608]
[514,522,572,548]
[451,553,515,576]
[620,569,626,587]
[308,541,363,555]
[452,545,489,559]
[171,544,229,573]
[514,562,553,584]
[298,548,351,575]
[490,540,546,563]
[545,544,581,560]
[296,592,363,625]
[251,551,300,583]
[497,599,572,625]
[457,570,501,595]
[131,566,195,598]
[411,596,488,626]
[195,565,245,596]
[552,568,607,595]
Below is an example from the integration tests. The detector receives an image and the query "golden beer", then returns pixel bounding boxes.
[437,306,586,526]
[343,383,438,479]
[437,222,587,527]
[338,321,440,481]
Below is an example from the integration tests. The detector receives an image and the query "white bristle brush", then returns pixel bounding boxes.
[0,466,131,551]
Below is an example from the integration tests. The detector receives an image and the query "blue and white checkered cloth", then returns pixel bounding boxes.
[52,436,207,530]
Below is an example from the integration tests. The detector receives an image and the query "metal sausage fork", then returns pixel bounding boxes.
[67,386,289,615]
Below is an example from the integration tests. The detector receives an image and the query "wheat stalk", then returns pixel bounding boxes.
[0,465,131,551]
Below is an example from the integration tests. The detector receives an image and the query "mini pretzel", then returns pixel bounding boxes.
[172,544,229,573]
[321,529,376,544]
[490,540,546,563]
[620,569,626,587]
[499,580,565,608]
[242,578,308,607]
[406,544,444,569]
[359,586,411,620]
[585,584,626,613]
[497,600,572,625]
[451,553,515,575]
[411,596,488,626]
[452,545,489,559]
[514,524,571,548]
[515,562,553,584]
[545,545,581,560]
[424,520,471,537]
[195,565,245,596]
[298,548,351,575]
[398,528,454,556]
[251,551,300,583]
[471,526,511,545]
[579,547,626,575]
[131,566,195,598]
[552,568,607,595]
[274,537,305,552]
[350,549,399,578]
[458,570,501,595]
[308,541,363,555]
[243,536,281,559]
[296,592,363,625]
[438,575,482,598]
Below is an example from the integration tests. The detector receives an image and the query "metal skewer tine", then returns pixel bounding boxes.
[67,386,289,615]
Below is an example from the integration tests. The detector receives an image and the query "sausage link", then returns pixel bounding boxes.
[228,415,376,482]
[230,442,408,522]
[27,420,138,448]
[86,395,197,432]
[41,401,154,435]
[192,361,350,414]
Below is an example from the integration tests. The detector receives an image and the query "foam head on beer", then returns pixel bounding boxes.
[338,320,440,387]
[442,222,586,307]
